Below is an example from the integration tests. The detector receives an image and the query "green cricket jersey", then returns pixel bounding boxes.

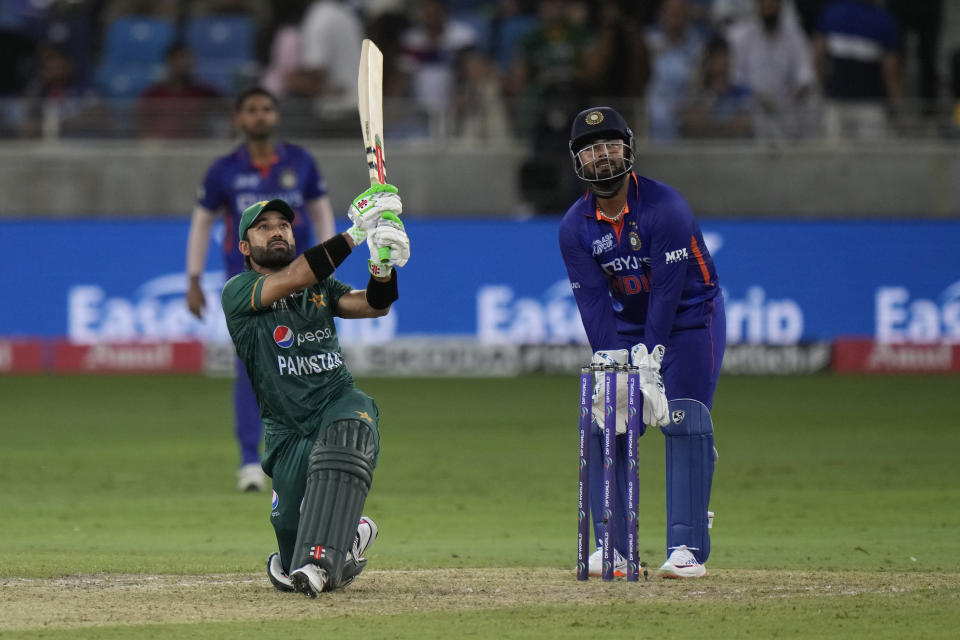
[222,270,355,437]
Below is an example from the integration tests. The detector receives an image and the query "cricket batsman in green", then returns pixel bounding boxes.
[220,184,409,596]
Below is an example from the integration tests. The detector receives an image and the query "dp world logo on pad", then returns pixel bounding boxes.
[273,325,295,348]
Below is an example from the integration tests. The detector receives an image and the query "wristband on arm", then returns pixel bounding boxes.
[303,234,352,282]
[365,270,398,309]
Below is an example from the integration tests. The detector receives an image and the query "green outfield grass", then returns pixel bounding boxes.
[0,373,958,638]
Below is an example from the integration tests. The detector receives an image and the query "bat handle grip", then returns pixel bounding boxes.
[377,245,391,264]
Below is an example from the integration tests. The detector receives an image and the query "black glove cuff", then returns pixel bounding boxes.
[303,234,352,282]
[365,270,398,309]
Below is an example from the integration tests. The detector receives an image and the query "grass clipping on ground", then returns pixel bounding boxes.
[2,568,957,631]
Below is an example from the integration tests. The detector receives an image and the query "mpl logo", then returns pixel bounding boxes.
[273,325,295,348]
[664,247,688,264]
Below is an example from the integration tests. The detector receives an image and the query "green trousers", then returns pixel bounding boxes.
[261,386,380,573]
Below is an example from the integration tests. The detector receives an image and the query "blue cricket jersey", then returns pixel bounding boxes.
[198,142,326,277]
[558,173,719,352]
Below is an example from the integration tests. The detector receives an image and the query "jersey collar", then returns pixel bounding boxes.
[581,172,640,219]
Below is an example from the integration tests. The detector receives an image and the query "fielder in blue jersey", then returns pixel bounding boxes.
[186,87,335,492]
[559,106,725,578]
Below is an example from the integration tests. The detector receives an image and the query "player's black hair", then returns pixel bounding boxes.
[235,86,278,112]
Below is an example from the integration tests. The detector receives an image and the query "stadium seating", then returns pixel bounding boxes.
[186,15,255,60]
[103,16,176,66]
[186,15,256,94]
[195,58,257,94]
[94,62,163,99]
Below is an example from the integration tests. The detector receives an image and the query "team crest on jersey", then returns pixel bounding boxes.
[280,168,298,189]
[273,325,295,348]
[628,231,641,251]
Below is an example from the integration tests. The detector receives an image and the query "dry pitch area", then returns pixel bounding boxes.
[2,568,957,631]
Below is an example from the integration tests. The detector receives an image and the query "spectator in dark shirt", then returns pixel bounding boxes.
[17,42,106,138]
[887,0,942,118]
[812,0,901,140]
[136,42,225,139]
[680,35,753,138]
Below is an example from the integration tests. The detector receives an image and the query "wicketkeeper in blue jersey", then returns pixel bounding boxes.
[559,106,725,578]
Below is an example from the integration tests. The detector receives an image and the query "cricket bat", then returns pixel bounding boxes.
[358,39,390,263]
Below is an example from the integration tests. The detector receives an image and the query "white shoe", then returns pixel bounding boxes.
[291,563,328,597]
[352,516,378,561]
[659,545,707,578]
[339,516,379,588]
[587,547,627,578]
[266,552,294,592]
[237,463,267,492]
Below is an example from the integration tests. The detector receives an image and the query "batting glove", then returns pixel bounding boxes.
[346,183,403,246]
[630,343,669,428]
[367,212,409,277]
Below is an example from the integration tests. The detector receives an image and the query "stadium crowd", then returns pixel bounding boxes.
[0,0,957,141]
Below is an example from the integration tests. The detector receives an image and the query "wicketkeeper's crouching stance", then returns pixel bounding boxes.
[221,184,409,596]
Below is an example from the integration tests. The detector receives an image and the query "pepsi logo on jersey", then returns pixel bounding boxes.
[273,325,334,349]
[273,325,295,348]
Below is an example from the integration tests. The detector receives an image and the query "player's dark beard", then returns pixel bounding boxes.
[250,242,295,269]
[584,156,625,180]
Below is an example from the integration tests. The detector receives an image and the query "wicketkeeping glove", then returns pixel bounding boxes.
[346,183,403,248]
[590,349,629,434]
[367,212,410,277]
[630,343,669,428]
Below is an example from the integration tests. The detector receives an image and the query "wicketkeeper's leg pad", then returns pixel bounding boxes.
[661,398,715,564]
[291,419,377,590]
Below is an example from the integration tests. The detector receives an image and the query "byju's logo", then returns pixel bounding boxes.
[273,325,295,348]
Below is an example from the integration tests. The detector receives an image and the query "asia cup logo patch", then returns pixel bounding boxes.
[271,490,279,510]
[273,325,294,348]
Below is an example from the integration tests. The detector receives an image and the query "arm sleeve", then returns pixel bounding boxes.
[325,276,355,314]
[643,192,694,349]
[304,155,326,200]
[558,218,618,352]
[197,161,225,211]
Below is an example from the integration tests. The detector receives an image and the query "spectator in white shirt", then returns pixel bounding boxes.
[728,0,818,138]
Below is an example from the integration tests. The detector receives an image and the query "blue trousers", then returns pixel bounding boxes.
[235,358,263,466]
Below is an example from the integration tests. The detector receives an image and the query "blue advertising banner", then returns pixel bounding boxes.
[1,218,958,345]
